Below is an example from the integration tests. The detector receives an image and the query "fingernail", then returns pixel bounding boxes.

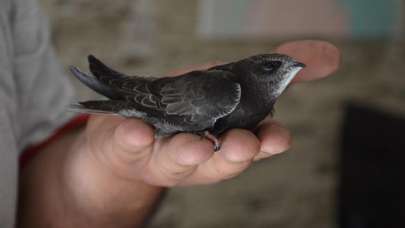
[254,148,287,161]
[254,152,272,161]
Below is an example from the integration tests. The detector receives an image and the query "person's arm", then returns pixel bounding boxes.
[18,40,340,228]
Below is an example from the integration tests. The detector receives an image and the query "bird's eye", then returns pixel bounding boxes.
[262,61,282,73]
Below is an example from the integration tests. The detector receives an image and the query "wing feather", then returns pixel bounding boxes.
[114,70,241,131]
[156,70,241,122]
[75,57,241,132]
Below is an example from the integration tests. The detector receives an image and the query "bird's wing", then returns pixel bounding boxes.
[72,57,241,129]
[153,70,241,123]
[70,55,157,100]
[88,55,128,80]
[109,70,241,127]
[70,66,124,100]
[91,68,242,124]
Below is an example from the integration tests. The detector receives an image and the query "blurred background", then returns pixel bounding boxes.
[39,0,405,227]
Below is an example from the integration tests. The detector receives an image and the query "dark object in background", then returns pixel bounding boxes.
[70,54,304,150]
[338,103,405,228]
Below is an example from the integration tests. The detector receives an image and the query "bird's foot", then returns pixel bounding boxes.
[203,131,221,152]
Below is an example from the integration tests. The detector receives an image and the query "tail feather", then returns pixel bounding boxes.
[69,102,119,115]
[69,100,147,119]
[69,66,121,99]
[88,55,126,81]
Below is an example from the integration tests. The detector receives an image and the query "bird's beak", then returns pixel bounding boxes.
[292,62,306,68]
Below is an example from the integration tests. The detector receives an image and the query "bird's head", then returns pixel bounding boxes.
[241,53,305,97]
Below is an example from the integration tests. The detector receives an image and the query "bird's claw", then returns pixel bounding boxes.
[203,131,221,152]
[213,143,221,152]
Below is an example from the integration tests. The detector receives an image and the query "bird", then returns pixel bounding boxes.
[69,54,305,151]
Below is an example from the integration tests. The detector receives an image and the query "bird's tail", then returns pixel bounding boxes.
[69,66,123,100]
[69,100,126,116]
[88,55,126,80]
[69,100,148,119]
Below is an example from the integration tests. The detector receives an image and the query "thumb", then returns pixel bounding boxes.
[276,40,341,82]
[85,115,155,180]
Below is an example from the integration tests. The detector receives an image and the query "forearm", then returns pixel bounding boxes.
[18,128,163,228]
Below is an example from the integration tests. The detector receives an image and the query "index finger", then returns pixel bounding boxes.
[275,40,341,82]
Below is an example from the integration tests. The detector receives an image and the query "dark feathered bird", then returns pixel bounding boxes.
[70,54,305,150]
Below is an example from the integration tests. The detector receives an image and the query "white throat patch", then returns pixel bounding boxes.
[274,67,303,96]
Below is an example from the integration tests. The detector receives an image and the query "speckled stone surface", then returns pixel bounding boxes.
[39,0,405,227]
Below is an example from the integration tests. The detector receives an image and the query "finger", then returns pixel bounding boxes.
[112,118,155,161]
[181,129,260,185]
[85,116,155,180]
[254,121,292,161]
[85,115,127,155]
[144,133,214,186]
[275,40,341,82]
